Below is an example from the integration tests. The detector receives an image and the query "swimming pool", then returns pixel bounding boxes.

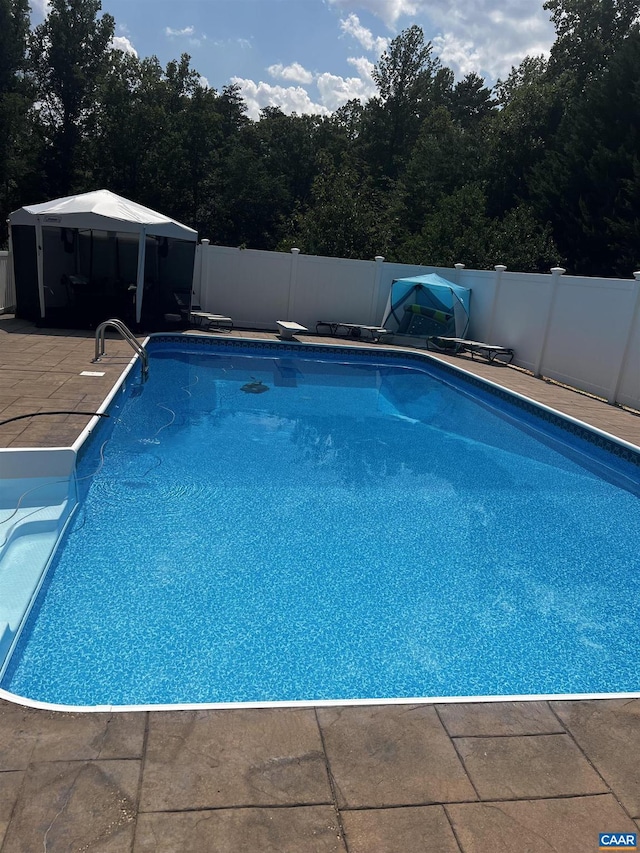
[2,336,640,708]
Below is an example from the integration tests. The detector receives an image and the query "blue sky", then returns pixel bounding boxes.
[33,0,556,119]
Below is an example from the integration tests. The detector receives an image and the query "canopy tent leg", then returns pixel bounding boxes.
[135,226,147,325]
[35,217,45,319]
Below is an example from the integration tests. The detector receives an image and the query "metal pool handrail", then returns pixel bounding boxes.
[92,318,149,380]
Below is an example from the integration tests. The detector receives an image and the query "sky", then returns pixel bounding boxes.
[31,0,557,120]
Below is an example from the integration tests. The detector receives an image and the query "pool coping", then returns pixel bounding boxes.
[3,688,640,714]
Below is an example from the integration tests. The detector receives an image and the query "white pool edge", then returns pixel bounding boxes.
[2,687,640,713]
[0,332,638,711]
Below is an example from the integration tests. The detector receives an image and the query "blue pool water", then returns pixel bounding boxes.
[3,339,640,706]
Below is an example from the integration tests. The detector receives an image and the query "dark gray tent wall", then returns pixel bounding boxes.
[13,227,196,329]
[12,226,39,321]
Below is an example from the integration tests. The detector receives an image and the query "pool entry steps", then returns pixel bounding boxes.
[0,449,77,667]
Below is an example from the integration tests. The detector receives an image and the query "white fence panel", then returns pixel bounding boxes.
[200,246,292,328]
[470,270,556,373]
[455,269,498,340]
[292,254,377,330]
[539,275,638,401]
[616,303,640,410]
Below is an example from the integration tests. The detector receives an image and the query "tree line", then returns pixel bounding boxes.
[2,0,639,275]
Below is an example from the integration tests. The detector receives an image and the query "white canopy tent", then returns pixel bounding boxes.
[9,189,198,324]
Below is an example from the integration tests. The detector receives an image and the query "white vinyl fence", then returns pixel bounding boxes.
[195,243,640,411]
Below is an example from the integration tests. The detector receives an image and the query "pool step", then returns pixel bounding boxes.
[1,519,63,614]
[0,480,76,670]
[0,622,12,664]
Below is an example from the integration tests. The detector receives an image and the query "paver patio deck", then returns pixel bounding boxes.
[0,315,639,852]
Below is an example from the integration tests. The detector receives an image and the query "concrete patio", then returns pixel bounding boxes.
[0,315,639,852]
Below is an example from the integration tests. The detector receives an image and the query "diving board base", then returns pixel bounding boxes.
[277,321,308,339]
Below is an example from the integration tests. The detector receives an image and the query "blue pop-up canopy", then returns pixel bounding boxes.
[382,273,471,339]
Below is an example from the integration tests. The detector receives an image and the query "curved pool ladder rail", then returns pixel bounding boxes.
[92,319,149,380]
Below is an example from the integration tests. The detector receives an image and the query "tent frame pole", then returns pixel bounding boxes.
[35,216,45,319]
[135,226,147,324]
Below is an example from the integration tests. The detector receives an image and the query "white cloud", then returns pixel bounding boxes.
[329,0,418,28]
[340,13,389,54]
[30,0,50,17]
[231,0,554,120]
[268,62,314,85]
[213,37,252,50]
[317,68,377,111]
[231,78,330,120]
[347,55,376,80]
[439,4,553,80]
[328,0,555,82]
[165,25,206,48]
[235,49,378,119]
[431,33,481,78]
[165,25,195,37]
[111,35,138,57]
[198,75,210,89]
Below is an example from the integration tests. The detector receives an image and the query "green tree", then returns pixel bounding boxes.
[91,50,223,232]
[400,183,558,271]
[0,0,33,242]
[207,130,291,249]
[531,26,640,274]
[367,25,442,177]
[373,24,439,102]
[400,106,470,234]
[140,54,215,222]
[30,0,115,196]
[401,183,493,267]
[545,0,640,87]
[484,56,563,216]
[450,72,496,128]
[284,152,396,259]
[215,83,250,137]
[91,51,148,198]
[177,82,224,233]
[253,107,320,209]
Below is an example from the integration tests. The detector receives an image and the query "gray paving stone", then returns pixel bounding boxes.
[134,806,345,852]
[553,698,640,818]
[0,701,146,767]
[140,709,331,811]
[1,760,139,853]
[454,733,608,800]
[317,705,476,808]
[341,805,461,853]
[438,701,564,736]
[0,771,25,848]
[0,701,37,770]
[447,794,637,853]
[31,710,147,763]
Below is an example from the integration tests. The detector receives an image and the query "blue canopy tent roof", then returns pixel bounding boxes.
[382,273,471,339]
